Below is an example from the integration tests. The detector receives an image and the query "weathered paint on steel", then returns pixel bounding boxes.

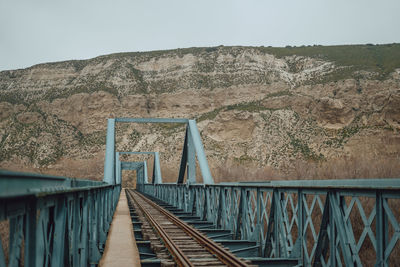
[2,117,399,266]
[141,180,400,266]
[0,171,120,267]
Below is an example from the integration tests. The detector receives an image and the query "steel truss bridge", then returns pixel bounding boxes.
[1,118,399,266]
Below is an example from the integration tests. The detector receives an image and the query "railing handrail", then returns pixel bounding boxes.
[0,170,70,180]
[151,178,400,191]
[0,170,110,198]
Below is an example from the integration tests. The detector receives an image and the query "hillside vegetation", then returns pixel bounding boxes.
[0,44,399,181]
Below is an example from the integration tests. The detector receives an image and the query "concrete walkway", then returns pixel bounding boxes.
[99,190,141,267]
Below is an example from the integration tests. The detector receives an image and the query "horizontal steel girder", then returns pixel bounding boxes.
[115,118,188,123]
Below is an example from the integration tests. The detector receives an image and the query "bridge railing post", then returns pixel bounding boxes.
[297,189,304,265]
[24,198,37,267]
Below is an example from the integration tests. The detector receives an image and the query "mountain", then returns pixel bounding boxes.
[1,44,399,182]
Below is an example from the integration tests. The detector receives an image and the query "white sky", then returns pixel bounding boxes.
[1,0,399,71]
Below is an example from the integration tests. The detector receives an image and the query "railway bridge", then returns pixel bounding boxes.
[1,118,399,266]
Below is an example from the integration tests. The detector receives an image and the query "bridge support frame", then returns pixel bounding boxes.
[117,152,162,185]
[104,118,214,186]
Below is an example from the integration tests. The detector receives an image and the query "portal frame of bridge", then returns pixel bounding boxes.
[104,118,214,186]
[116,151,162,184]
[117,159,146,191]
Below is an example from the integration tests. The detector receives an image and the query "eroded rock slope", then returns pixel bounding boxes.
[1,45,399,180]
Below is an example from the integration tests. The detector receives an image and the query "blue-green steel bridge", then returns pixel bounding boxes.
[1,118,400,266]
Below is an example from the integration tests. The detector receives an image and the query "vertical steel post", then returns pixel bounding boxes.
[80,194,89,266]
[330,193,336,267]
[177,129,188,184]
[187,127,196,184]
[297,190,304,265]
[273,190,280,257]
[330,193,355,267]
[313,193,331,267]
[376,191,387,267]
[221,188,227,229]
[144,161,148,184]
[235,188,244,240]
[51,198,67,266]
[242,190,249,239]
[154,152,162,184]
[216,188,223,228]
[256,188,261,247]
[115,152,121,185]
[73,195,79,267]
[24,199,37,267]
[89,191,101,265]
[104,119,115,184]
[9,215,24,266]
[188,120,214,184]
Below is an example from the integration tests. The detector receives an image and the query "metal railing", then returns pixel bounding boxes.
[142,179,400,266]
[0,171,120,267]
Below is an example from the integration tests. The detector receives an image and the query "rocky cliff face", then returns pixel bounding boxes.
[1,45,399,181]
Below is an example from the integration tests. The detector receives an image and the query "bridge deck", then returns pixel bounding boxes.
[99,190,141,267]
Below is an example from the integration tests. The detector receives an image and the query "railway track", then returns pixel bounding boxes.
[126,189,255,267]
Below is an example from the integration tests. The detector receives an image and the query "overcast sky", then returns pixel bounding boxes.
[1,0,399,71]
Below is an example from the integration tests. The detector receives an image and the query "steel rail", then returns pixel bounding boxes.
[130,189,251,267]
[126,189,193,267]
